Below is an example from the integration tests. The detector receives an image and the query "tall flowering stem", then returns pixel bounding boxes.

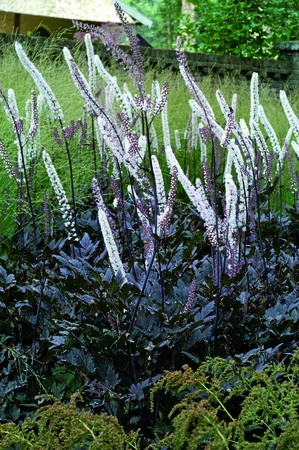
[114,2,145,98]
[42,150,77,241]
[158,165,178,235]
[165,145,218,246]
[0,139,17,182]
[91,178,127,286]
[183,277,197,314]
[15,42,63,121]
[0,84,38,256]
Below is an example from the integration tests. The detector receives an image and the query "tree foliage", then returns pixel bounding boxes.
[124,0,182,48]
[178,0,299,58]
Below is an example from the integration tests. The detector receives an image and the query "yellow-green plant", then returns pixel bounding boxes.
[149,350,299,449]
[0,394,140,450]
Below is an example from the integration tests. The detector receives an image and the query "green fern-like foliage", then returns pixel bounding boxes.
[149,351,299,449]
[0,394,140,450]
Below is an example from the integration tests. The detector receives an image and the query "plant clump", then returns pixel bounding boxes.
[0,2,299,448]
[0,394,139,449]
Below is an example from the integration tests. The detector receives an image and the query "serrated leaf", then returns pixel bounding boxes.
[79,232,99,258]
[105,365,120,389]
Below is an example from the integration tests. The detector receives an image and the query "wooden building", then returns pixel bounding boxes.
[0,0,152,38]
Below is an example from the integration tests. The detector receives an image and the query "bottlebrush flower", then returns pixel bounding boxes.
[94,55,132,120]
[216,90,232,120]
[84,34,96,91]
[114,2,145,97]
[4,89,27,172]
[158,165,178,234]
[174,129,181,150]
[0,139,17,181]
[119,112,139,157]
[97,209,127,286]
[239,118,250,138]
[250,120,268,159]
[165,145,218,246]
[42,150,77,240]
[258,105,280,158]
[280,90,299,142]
[162,97,171,148]
[97,116,124,164]
[92,177,121,253]
[191,108,198,149]
[151,155,166,211]
[220,110,235,148]
[225,173,238,240]
[150,123,158,151]
[15,42,63,121]
[177,37,215,121]
[250,72,259,132]
[26,89,39,142]
[224,174,239,276]
[183,277,197,314]
[63,47,100,117]
[231,93,237,115]
[92,178,126,285]
[152,82,169,117]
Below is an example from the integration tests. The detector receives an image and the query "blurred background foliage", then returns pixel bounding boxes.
[128,0,299,58]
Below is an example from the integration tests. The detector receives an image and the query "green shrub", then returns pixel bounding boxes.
[0,394,140,449]
[178,0,299,58]
[150,350,299,449]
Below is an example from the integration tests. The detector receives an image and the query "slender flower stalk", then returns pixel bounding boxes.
[15,42,63,121]
[161,98,171,148]
[92,177,127,286]
[4,88,26,171]
[63,47,101,117]
[220,110,235,148]
[177,37,215,121]
[85,34,96,92]
[165,145,218,245]
[231,93,237,115]
[224,174,239,276]
[97,209,127,286]
[239,118,250,138]
[216,90,231,120]
[94,55,132,120]
[0,139,17,181]
[152,82,169,118]
[26,89,39,160]
[258,105,280,157]
[42,150,77,241]
[151,155,166,212]
[114,1,145,97]
[158,165,178,234]
[175,129,181,150]
[250,120,268,160]
[183,277,197,314]
[250,72,259,133]
[280,90,299,147]
[199,124,207,162]
[191,108,198,149]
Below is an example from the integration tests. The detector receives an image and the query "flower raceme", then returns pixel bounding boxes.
[42,150,78,241]
[15,42,63,121]
[91,178,127,286]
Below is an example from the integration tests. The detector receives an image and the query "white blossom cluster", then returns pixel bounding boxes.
[42,150,78,241]
[15,42,63,121]
[92,178,127,286]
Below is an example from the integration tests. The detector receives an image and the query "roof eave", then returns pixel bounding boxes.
[117,0,153,28]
